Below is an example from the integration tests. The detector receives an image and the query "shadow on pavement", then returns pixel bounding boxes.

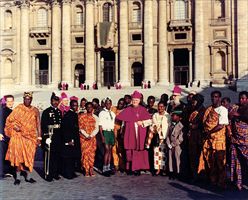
[112,195,128,200]
[169,182,248,200]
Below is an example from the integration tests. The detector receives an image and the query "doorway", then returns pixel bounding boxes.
[132,62,143,86]
[36,54,49,85]
[173,49,189,85]
[75,64,85,87]
[101,50,115,86]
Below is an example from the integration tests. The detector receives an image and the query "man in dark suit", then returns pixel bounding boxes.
[61,99,81,179]
[0,95,14,179]
[41,93,62,182]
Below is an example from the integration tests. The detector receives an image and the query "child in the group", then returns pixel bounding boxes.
[99,98,116,176]
[166,109,184,180]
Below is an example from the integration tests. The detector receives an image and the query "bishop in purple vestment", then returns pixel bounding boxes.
[116,91,151,173]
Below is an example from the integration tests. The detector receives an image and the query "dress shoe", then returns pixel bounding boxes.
[45,177,53,182]
[133,171,141,176]
[126,170,133,176]
[25,178,36,183]
[54,176,61,180]
[14,179,21,185]
[102,171,110,177]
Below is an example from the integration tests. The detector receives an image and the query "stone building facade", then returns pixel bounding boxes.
[0,0,248,88]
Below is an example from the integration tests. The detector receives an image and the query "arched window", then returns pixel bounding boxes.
[132,2,141,23]
[215,51,226,72]
[4,10,12,29]
[103,3,112,22]
[37,8,48,27]
[75,6,84,25]
[3,59,12,77]
[174,0,187,20]
[214,0,225,18]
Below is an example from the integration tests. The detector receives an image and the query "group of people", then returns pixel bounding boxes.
[0,87,248,191]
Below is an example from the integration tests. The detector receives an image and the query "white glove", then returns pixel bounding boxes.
[168,144,172,149]
[46,138,52,145]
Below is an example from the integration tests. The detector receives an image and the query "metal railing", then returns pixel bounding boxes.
[36,70,48,85]
[169,19,192,27]
[129,22,142,29]
[71,25,84,32]
[30,26,51,33]
[210,18,230,26]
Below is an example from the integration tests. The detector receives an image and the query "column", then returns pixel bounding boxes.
[119,0,130,86]
[189,49,193,83]
[51,0,61,85]
[115,51,119,82]
[85,0,95,86]
[16,6,21,83]
[31,55,36,85]
[237,1,248,78]
[62,0,72,85]
[227,46,232,75]
[236,1,248,91]
[96,51,101,86]
[100,57,104,86]
[194,0,205,82]
[158,0,169,85]
[48,54,52,84]
[20,2,30,85]
[169,50,174,83]
[35,57,39,84]
[144,0,154,84]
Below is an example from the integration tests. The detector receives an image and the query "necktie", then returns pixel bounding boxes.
[108,110,113,120]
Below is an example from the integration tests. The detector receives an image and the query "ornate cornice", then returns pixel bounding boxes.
[51,0,61,6]
[61,0,71,4]
[85,0,94,4]
[14,0,30,7]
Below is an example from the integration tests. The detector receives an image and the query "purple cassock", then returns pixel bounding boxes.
[116,105,151,171]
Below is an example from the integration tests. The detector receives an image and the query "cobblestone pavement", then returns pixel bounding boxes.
[0,159,248,200]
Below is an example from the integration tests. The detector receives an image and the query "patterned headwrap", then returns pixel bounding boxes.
[23,92,33,98]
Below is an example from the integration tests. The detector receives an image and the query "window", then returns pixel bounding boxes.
[214,0,225,19]
[4,10,12,29]
[75,6,84,25]
[37,39,47,45]
[75,37,84,43]
[37,8,48,27]
[103,3,112,22]
[174,0,187,20]
[132,2,141,23]
[215,51,226,71]
[175,33,187,40]
[132,33,142,41]
[3,59,12,77]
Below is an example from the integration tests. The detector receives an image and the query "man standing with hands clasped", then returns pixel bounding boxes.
[4,92,41,185]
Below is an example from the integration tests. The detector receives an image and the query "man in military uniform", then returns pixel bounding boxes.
[41,93,62,182]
